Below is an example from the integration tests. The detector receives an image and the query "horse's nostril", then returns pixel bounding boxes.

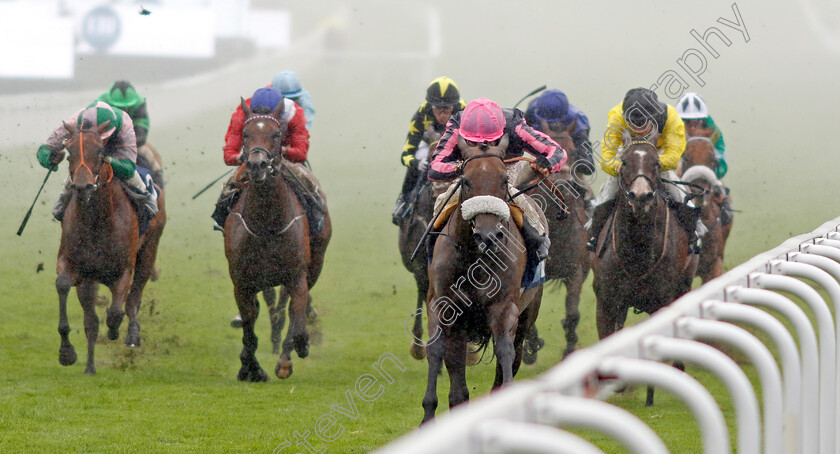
[495,231,504,241]
[260,161,268,169]
[628,192,637,200]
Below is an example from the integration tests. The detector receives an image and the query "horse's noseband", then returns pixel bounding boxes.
[245,146,282,175]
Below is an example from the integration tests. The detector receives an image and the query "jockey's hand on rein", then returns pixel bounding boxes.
[49,150,65,167]
[530,162,550,178]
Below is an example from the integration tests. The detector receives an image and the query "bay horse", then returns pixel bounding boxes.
[518,120,591,360]
[592,139,697,339]
[422,137,543,424]
[398,174,434,360]
[56,120,166,374]
[224,99,331,381]
[677,134,733,283]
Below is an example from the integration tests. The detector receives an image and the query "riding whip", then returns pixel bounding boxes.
[17,168,54,236]
[409,178,463,262]
[513,84,547,109]
[192,167,234,200]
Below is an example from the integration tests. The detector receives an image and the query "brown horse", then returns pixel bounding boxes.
[398,175,434,360]
[677,134,732,283]
[421,138,543,424]
[519,120,591,360]
[592,139,697,339]
[224,100,331,381]
[55,121,166,374]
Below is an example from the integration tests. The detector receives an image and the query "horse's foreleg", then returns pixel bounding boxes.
[236,286,267,382]
[444,329,469,410]
[421,317,445,425]
[106,268,133,341]
[76,280,99,374]
[489,301,519,388]
[595,298,615,340]
[277,274,309,379]
[56,271,77,367]
[562,272,584,358]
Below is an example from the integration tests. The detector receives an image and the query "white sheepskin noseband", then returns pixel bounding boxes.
[461,195,510,222]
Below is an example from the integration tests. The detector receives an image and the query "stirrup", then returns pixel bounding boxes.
[585,237,597,252]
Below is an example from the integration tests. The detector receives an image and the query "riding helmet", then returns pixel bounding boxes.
[533,89,571,123]
[102,80,145,110]
[271,71,304,98]
[459,98,506,142]
[676,92,709,119]
[426,76,461,107]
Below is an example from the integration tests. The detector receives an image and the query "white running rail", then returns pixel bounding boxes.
[374,216,840,454]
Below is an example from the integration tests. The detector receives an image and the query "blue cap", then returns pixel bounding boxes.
[251,87,284,111]
[271,71,303,98]
[534,89,571,123]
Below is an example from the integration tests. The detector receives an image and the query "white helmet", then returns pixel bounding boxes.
[676,92,708,119]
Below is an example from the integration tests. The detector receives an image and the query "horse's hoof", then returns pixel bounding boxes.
[85,365,96,375]
[409,343,426,360]
[294,335,309,358]
[522,350,537,365]
[124,335,141,348]
[305,304,318,324]
[240,367,268,382]
[230,314,243,328]
[107,328,120,341]
[562,347,575,360]
[59,346,77,366]
[275,360,293,379]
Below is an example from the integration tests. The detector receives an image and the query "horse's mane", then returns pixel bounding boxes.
[681,165,718,186]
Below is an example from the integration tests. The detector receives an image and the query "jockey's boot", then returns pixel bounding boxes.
[125,171,159,218]
[211,193,235,232]
[720,193,734,226]
[391,193,407,226]
[51,184,73,222]
[521,220,551,262]
[585,200,614,252]
[674,201,703,255]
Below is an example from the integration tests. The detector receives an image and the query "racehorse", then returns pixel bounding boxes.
[398,174,434,360]
[678,134,732,283]
[55,120,166,374]
[592,138,697,339]
[518,120,591,360]
[421,136,543,424]
[224,99,331,381]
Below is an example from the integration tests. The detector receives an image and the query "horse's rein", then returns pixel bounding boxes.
[69,131,113,189]
[505,156,568,209]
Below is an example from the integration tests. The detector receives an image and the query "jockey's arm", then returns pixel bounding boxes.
[223,103,247,166]
[657,106,686,173]
[283,103,310,163]
[427,120,461,182]
[512,117,566,173]
[401,105,429,169]
[601,105,626,177]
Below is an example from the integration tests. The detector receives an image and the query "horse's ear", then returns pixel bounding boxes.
[271,99,284,119]
[95,120,111,136]
[565,119,577,134]
[497,133,509,152]
[240,97,250,116]
[62,121,76,134]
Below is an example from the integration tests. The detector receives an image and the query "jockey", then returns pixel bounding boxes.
[391,76,466,225]
[211,87,322,233]
[586,88,703,254]
[97,80,163,185]
[524,89,596,176]
[428,97,567,261]
[676,91,733,225]
[676,92,727,179]
[37,101,159,221]
[271,71,315,131]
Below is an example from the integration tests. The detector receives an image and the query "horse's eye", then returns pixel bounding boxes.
[272,132,282,141]
[242,133,250,140]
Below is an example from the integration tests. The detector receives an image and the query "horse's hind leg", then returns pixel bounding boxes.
[236,286,267,382]
[77,280,99,374]
[124,241,159,347]
[263,287,283,354]
[562,271,584,358]
[106,268,133,341]
[276,275,310,379]
[56,271,77,367]
[409,285,427,360]
[489,301,519,388]
[444,329,469,410]
[421,318,445,424]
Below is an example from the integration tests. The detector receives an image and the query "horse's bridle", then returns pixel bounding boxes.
[242,115,286,175]
[67,130,113,191]
[619,140,660,199]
